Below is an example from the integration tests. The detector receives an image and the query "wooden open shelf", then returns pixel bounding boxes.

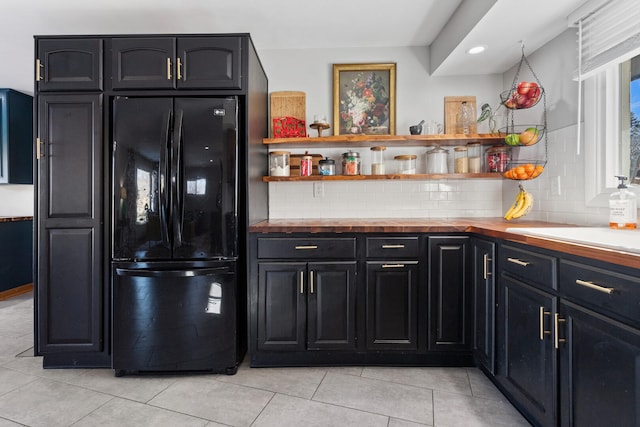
[263,172,503,182]
[263,133,503,148]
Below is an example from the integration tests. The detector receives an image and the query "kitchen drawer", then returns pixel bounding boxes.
[257,237,356,259]
[366,236,420,259]
[500,243,557,290]
[560,259,640,329]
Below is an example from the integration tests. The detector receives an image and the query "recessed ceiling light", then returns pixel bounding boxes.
[467,45,487,55]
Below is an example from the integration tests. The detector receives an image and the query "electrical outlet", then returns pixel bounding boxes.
[313,182,325,198]
[551,176,562,196]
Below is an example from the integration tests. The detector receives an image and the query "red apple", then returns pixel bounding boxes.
[517,81,538,96]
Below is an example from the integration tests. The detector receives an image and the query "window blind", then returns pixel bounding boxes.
[575,0,640,80]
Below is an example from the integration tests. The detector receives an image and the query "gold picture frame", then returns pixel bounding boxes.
[333,63,396,136]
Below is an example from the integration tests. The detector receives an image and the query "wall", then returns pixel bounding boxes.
[260,46,504,219]
[501,29,609,225]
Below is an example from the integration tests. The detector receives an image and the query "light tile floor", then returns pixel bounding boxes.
[0,293,531,426]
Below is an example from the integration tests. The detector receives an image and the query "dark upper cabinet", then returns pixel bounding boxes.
[36,39,103,92]
[111,37,242,90]
[471,237,495,373]
[0,89,32,184]
[36,94,105,360]
[428,236,470,351]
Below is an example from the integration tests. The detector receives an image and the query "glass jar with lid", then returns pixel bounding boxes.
[426,145,449,174]
[370,146,386,175]
[454,147,469,173]
[394,155,417,174]
[467,142,482,173]
[269,151,290,176]
[342,151,361,175]
[486,145,511,172]
[318,157,335,175]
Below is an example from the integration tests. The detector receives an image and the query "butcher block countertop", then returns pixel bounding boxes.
[249,218,640,268]
[0,216,33,223]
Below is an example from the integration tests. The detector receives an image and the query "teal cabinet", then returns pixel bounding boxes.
[0,89,33,184]
[0,219,33,293]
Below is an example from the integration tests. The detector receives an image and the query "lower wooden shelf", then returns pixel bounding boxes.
[263,173,503,182]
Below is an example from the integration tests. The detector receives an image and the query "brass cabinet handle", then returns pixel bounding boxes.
[310,271,314,294]
[575,279,614,294]
[382,244,405,249]
[295,245,318,250]
[177,57,183,80]
[35,59,43,81]
[300,271,304,294]
[554,313,566,349]
[507,257,530,267]
[167,58,172,80]
[539,306,551,340]
[382,264,405,268]
[36,137,44,159]
[483,254,493,279]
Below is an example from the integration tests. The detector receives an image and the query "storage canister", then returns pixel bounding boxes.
[342,151,361,175]
[454,147,469,173]
[269,151,290,176]
[300,153,313,176]
[486,145,511,173]
[318,157,335,175]
[426,145,449,174]
[370,146,386,175]
[394,155,417,174]
[467,142,482,173]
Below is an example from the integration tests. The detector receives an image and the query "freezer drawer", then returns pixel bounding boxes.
[113,265,238,376]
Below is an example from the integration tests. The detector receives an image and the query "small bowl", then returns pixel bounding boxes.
[498,125,545,146]
[500,86,544,110]
[409,125,422,135]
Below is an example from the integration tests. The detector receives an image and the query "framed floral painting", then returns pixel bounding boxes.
[333,63,396,135]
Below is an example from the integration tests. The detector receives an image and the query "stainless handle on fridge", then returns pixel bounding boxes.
[115,267,229,277]
[173,110,184,248]
[159,111,171,248]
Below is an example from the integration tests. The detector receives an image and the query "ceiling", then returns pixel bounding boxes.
[5,0,587,76]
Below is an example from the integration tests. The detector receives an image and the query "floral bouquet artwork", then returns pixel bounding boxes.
[333,63,396,136]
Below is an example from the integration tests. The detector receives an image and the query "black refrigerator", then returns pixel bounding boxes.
[111,96,242,376]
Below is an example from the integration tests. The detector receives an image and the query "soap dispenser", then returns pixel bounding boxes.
[609,176,637,229]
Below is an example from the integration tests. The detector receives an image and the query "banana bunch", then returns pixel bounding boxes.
[504,184,534,220]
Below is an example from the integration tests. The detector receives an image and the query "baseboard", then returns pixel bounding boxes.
[0,283,33,301]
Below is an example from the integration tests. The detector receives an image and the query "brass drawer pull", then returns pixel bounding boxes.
[555,313,566,349]
[177,57,183,80]
[382,244,405,249]
[167,58,172,79]
[310,271,314,294]
[483,254,492,279]
[539,306,551,340]
[300,271,304,294]
[295,245,318,250]
[382,264,405,268]
[575,279,614,294]
[507,257,530,267]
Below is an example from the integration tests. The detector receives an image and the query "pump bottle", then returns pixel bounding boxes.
[609,176,637,229]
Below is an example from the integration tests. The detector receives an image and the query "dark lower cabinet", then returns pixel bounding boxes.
[471,237,495,373]
[365,261,419,350]
[35,94,106,365]
[497,274,557,427]
[257,261,357,352]
[559,301,640,426]
[428,236,470,351]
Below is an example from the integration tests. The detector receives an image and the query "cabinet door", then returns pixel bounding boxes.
[257,262,306,351]
[0,89,32,184]
[111,38,176,90]
[559,301,640,427]
[497,274,557,427]
[307,262,357,350]
[36,94,104,357]
[177,37,242,89]
[428,236,470,351]
[471,238,495,373]
[36,39,103,91]
[366,261,419,350]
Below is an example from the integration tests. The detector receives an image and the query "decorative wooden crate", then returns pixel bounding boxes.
[444,96,477,134]
[270,91,306,137]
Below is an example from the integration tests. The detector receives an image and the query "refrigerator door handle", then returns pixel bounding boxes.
[115,267,229,278]
[172,109,184,249]
[159,110,172,249]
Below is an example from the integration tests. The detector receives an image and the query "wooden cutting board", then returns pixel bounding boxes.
[270,91,306,137]
[444,96,477,134]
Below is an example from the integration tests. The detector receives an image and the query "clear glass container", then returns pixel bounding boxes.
[342,151,361,175]
[486,145,511,172]
[300,154,313,176]
[458,101,472,134]
[426,146,449,174]
[318,157,335,176]
[394,155,417,174]
[454,147,469,173]
[467,142,482,173]
[370,146,386,175]
[269,151,290,176]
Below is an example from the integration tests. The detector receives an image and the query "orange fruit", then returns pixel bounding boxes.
[524,164,535,175]
[515,166,525,175]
